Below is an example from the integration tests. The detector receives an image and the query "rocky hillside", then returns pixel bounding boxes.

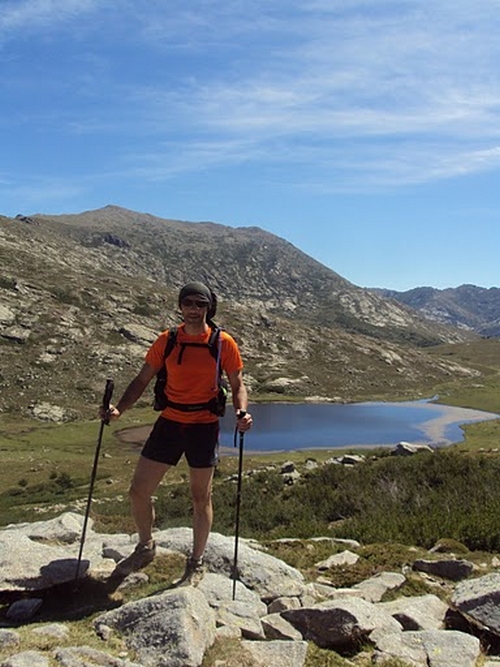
[375,285,500,337]
[0,207,480,421]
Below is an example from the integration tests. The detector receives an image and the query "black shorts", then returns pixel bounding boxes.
[141,417,219,468]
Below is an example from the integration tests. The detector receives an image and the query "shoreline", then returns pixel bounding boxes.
[397,401,499,446]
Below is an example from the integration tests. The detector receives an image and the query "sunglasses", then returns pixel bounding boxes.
[181,298,209,309]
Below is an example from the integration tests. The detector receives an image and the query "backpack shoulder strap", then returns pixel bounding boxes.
[163,326,178,360]
[207,325,223,361]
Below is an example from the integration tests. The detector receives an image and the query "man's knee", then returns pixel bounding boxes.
[191,486,212,509]
[129,480,152,505]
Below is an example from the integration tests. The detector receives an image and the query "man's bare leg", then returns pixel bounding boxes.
[189,466,215,560]
[129,455,171,545]
[111,456,170,576]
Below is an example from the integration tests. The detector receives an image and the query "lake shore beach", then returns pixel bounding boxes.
[392,401,499,447]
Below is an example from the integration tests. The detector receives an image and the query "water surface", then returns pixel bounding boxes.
[219,400,499,453]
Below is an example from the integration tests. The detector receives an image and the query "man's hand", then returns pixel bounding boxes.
[99,404,120,423]
[98,363,156,424]
[236,410,253,432]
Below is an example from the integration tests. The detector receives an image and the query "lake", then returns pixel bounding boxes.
[218,400,500,453]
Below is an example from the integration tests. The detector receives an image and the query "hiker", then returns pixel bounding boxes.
[101,281,252,583]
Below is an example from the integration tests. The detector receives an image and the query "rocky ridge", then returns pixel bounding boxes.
[375,285,500,338]
[0,207,480,420]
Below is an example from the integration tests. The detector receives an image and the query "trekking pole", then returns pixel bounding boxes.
[74,378,114,583]
[232,411,246,601]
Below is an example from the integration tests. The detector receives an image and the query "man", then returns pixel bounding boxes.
[104,281,252,584]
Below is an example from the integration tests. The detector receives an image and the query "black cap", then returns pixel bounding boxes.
[178,282,212,306]
[178,282,217,320]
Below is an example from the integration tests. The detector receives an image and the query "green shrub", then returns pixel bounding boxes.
[307,451,500,551]
[55,472,74,490]
[197,450,500,552]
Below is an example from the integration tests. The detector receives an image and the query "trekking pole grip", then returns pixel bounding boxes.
[234,410,247,446]
[102,379,114,425]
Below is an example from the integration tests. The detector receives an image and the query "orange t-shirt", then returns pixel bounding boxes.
[145,324,243,423]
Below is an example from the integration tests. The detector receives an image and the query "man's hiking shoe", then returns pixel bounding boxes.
[182,556,206,586]
[114,541,156,576]
[173,556,206,587]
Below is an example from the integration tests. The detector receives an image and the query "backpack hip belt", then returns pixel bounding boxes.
[163,395,224,413]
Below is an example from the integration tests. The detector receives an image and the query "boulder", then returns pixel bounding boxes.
[95,587,216,667]
[315,550,360,570]
[373,629,481,667]
[261,613,303,640]
[376,594,449,630]
[413,558,474,581]
[155,527,306,600]
[240,640,308,667]
[54,647,142,667]
[282,596,401,650]
[352,571,406,602]
[452,572,500,634]
[0,650,49,667]
[392,442,434,456]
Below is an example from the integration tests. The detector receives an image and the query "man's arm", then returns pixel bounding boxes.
[227,369,252,432]
[105,362,158,421]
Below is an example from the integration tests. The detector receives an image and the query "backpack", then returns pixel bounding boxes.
[153,324,228,416]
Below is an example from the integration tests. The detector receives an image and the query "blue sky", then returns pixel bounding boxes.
[1,0,499,291]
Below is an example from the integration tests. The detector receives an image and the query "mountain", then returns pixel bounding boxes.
[0,206,480,421]
[375,285,500,337]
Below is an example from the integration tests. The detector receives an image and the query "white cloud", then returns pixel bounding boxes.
[3,0,500,191]
[117,2,500,146]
